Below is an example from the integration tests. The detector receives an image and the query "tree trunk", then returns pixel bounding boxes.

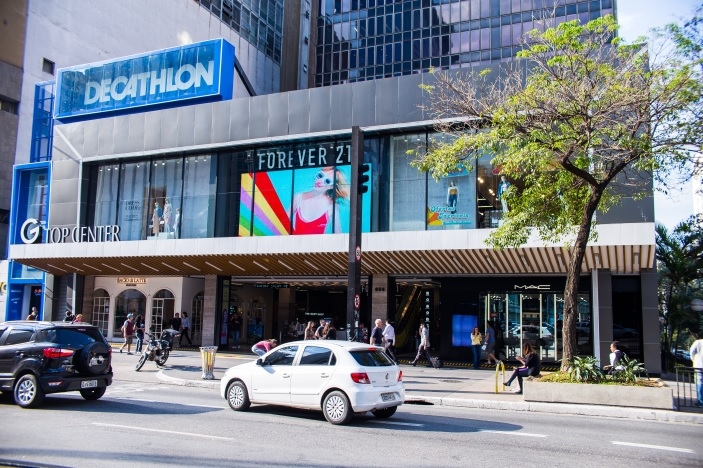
[561,189,603,371]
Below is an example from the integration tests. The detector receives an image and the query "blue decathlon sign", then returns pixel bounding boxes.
[54,39,235,121]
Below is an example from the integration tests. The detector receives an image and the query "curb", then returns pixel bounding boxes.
[405,395,703,424]
[156,369,703,424]
[157,370,220,390]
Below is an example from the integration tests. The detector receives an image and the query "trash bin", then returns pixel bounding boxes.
[200,346,218,380]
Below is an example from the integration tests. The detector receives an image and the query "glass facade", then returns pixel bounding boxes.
[194,0,284,63]
[315,0,613,86]
[30,82,55,162]
[84,131,512,239]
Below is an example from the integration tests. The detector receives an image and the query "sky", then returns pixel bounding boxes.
[616,0,701,230]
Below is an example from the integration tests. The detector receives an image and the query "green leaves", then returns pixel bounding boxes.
[568,356,605,383]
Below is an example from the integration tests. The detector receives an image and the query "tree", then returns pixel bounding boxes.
[656,216,703,370]
[412,15,703,369]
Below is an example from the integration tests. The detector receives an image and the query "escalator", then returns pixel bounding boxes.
[393,285,424,353]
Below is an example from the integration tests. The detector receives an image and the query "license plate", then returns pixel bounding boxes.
[381,393,395,402]
[81,380,98,389]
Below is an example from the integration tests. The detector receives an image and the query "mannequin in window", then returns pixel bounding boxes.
[497,176,510,213]
[447,180,459,211]
[163,199,173,233]
[152,201,162,236]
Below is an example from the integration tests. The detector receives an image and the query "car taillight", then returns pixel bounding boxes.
[43,348,74,359]
[398,370,403,382]
[351,372,371,384]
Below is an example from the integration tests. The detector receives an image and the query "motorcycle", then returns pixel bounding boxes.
[135,329,180,371]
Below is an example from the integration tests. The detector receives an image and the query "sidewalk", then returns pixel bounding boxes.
[114,345,703,425]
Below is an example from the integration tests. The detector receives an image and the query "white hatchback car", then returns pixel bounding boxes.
[220,340,405,425]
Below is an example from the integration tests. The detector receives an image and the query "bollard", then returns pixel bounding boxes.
[494,361,506,393]
[200,346,218,380]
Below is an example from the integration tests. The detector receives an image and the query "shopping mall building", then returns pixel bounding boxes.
[5,35,659,373]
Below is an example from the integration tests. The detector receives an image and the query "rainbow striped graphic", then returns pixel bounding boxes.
[239,172,292,236]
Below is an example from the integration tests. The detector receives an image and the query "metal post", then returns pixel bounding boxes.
[346,126,364,342]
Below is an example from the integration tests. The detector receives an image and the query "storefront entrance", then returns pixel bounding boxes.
[481,291,592,362]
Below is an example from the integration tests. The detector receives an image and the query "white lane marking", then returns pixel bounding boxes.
[612,441,694,454]
[92,423,234,441]
[111,396,223,409]
[371,420,424,427]
[479,430,548,438]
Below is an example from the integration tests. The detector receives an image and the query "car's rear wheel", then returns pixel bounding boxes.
[80,386,106,401]
[13,374,45,408]
[226,380,250,411]
[322,390,353,425]
[372,405,397,419]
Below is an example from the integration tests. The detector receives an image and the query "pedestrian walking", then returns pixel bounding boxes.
[63,310,75,322]
[370,319,385,346]
[411,323,430,366]
[690,332,703,408]
[26,307,38,321]
[134,314,145,353]
[119,313,135,354]
[323,321,337,340]
[484,321,499,366]
[180,311,193,346]
[383,319,396,360]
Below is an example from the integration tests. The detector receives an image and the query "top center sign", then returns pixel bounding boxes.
[54,39,235,121]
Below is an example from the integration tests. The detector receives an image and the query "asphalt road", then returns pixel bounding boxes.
[0,378,701,468]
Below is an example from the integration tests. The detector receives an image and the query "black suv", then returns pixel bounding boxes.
[0,321,113,408]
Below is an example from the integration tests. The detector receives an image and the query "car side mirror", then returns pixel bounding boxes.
[256,358,264,366]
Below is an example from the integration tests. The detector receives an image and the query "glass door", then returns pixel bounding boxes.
[541,295,557,361]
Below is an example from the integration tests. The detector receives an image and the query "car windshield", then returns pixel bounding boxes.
[349,350,394,367]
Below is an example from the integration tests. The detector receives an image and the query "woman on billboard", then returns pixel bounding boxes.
[292,166,349,235]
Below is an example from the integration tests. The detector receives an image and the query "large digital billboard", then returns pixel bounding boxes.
[238,143,371,236]
[54,39,235,121]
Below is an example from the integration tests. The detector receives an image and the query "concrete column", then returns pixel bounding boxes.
[80,275,95,323]
[640,268,661,374]
[202,275,217,346]
[597,269,613,366]
[371,274,388,322]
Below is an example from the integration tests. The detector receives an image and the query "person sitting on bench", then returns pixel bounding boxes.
[503,342,541,394]
[603,340,626,375]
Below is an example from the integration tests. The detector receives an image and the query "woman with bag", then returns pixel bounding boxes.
[471,326,483,370]
[503,342,541,394]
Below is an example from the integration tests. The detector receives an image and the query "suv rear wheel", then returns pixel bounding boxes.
[76,342,111,376]
[14,374,45,408]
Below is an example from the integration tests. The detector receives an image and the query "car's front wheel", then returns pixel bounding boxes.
[226,380,251,411]
[322,390,353,425]
[13,374,45,408]
[372,405,397,419]
[80,386,107,401]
